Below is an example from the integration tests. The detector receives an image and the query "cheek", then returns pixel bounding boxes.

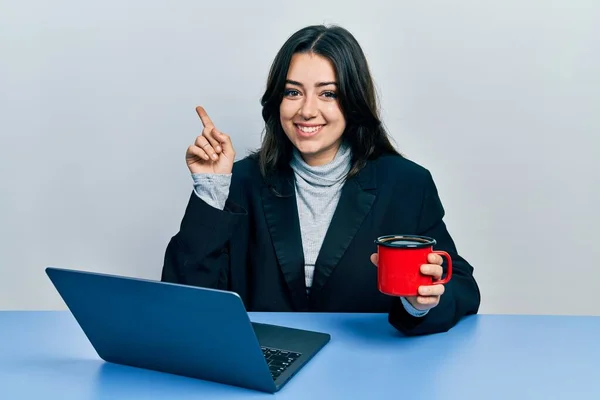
[279,101,297,120]
[323,105,345,126]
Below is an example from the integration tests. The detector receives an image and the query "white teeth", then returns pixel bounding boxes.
[298,125,322,133]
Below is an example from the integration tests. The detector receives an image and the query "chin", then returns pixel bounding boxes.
[292,140,323,155]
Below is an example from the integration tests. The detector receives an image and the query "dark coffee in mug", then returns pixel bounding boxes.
[374,235,452,297]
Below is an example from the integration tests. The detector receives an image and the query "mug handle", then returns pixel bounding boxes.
[431,250,452,284]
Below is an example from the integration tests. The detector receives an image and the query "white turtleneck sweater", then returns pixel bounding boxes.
[191,143,427,317]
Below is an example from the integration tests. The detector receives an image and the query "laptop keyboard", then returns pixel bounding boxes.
[261,346,302,380]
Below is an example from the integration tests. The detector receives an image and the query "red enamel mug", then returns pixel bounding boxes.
[374,234,452,297]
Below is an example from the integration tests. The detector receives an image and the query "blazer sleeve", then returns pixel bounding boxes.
[388,170,481,336]
[160,189,248,293]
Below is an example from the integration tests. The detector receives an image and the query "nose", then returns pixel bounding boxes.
[298,94,318,120]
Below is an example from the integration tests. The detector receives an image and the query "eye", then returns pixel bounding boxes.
[283,88,300,97]
[322,91,337,99]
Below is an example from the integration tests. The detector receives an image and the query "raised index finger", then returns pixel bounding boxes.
[195,106,214,128]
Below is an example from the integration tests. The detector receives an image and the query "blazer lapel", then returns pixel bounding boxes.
[310,161,377,294]
[261,167,309,311]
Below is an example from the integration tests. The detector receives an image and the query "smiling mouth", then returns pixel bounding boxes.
[295,124,324,136]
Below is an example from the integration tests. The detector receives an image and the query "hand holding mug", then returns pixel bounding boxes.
[370,252,445,311]
[186,106,236,175]
[371,235,453,312]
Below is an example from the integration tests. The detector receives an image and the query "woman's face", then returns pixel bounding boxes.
[279,52,346,166]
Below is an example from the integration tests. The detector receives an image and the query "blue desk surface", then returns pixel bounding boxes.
[1,311,598,399]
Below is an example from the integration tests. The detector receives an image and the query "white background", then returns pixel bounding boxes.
[1,0,598,314]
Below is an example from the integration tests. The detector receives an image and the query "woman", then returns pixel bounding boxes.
[161,25,480,336]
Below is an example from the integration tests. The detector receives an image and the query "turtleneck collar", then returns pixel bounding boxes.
[290,141,352,187]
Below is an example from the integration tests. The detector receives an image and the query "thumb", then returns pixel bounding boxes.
[370,253,378,266]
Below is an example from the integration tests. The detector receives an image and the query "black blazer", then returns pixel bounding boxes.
[161,153,481,336]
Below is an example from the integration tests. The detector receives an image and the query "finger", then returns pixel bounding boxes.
[187,145,210,161]
[207,127,224,153]
[213,129,235,157]
[427,253,443,265]
[196,106,215,128]
[370,253,378,266]
[195,135,218,161]
[415,296,440,306]
[420,264,443,279]
[418,284,445,297]
[202,126,221,153]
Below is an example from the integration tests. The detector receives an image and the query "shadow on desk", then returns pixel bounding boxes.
[5,357,270,398]
[333,313,481,342]
[4,358,103,399]
[6,357,103,376]
[91,362,270,398]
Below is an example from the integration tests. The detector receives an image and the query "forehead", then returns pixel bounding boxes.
[286,52,337,82]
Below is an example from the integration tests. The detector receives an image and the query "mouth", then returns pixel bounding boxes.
[295,124,324,138]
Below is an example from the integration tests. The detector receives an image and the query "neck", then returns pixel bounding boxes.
[290,141,352,187]
[299,141,344,166]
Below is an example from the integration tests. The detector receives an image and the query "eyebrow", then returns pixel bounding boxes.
[285,79,337,87]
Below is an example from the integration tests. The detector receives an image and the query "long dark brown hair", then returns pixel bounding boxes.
[255,24,400,180]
